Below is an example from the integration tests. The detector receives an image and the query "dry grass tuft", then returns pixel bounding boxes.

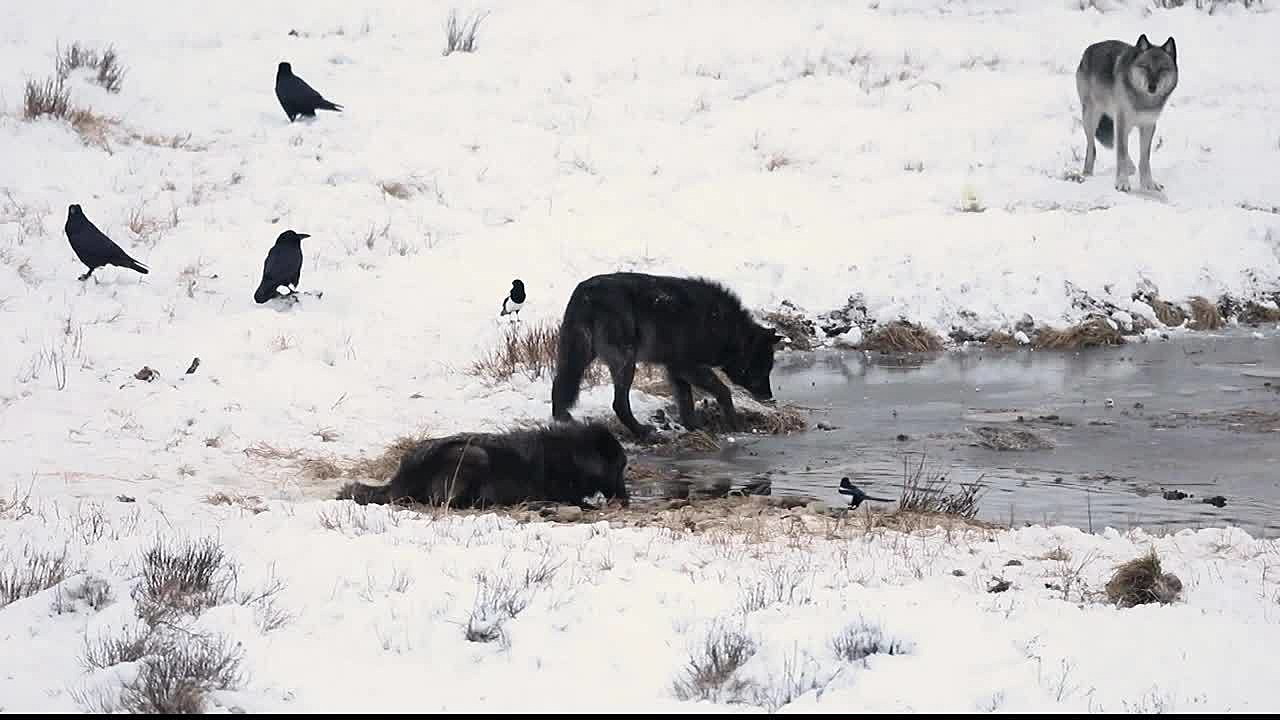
[343,431,432,482]
[1033,317,1124,350]
[443,9,489,56]
[204,492,267,515]
[23,76,73,121]
[861,321,945,353]
[471,320,623,386]
[1239,301,1280,325]
[377,180,416,200]
[1146,296,1187,328]
[56,42,126,93]
[1187,296,1223,330]
[672,624,758,703]
[983,331,1020,349]
[897,454,984,518]
[1105,548,1183,608]
[0,547,69,607]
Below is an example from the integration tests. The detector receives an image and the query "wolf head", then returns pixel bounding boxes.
[726,324,784,403]
[1129,35,1178,100]
[567,423,629,506]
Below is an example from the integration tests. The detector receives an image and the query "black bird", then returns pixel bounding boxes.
[838,477,894,508]
[275,62,343,122]
[64,204,149,282]
[500,279,526,318]
[254,230,308,304]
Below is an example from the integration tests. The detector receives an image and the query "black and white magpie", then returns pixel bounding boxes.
[838,477,894,508]
[501,279,526,318]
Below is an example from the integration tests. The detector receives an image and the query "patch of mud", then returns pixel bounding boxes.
[968,425,1055,451]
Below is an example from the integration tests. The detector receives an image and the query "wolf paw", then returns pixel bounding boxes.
[1140,177,1164,192]
[1115,176,1131,192]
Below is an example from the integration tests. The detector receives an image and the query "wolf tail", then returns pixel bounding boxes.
[551,295,595,421]
[1094,113,1114,149]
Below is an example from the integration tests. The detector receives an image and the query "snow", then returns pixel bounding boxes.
[2,0,1279,712]
[2,499,1279,712]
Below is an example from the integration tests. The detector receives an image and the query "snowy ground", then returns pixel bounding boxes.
[2,0,1280,712]
[2,498,1279,712]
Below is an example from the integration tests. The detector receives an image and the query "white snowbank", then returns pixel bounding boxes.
[1,497,1277,712]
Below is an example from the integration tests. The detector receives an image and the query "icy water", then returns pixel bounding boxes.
[647,329,1280,537]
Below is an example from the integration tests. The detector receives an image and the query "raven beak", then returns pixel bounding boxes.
[297,233,311,239]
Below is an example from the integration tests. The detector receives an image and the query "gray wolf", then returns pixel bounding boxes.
[551,272,784,438]
[337,422,629,509]
[275,62,343,122]
[1076,34,1178,192]
[64,204,149,281]
[254,230,308,304]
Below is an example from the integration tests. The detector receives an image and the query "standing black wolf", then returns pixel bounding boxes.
[337,422,628,509]
[551,272,784,438]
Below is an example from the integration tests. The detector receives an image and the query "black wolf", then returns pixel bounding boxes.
[551,272,784,438]
[337,422,628,509]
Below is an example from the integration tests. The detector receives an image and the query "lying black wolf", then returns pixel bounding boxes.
[337,422,629,509]
[551,272,784,438]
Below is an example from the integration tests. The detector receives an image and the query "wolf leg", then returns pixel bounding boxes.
[1081,103,1099,176]
[1114,115,1133,192]
[687,366,740,431]
[605,357,653,438]
[1138,123,1162,192]
[551,326,594,423]
[665,366,699,429]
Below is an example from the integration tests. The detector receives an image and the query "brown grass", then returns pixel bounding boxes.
[1239,301,1280,325]
[896,454,985,518]
[1105,548,1183,608]
[247,431,432,485]
[1146,297,1187,328]
[983,331,1020,349]
[861,321,944,353]
[56,42,126,93]
[1033,317,1124,350]
[1187,296,1223,330]
[761,307,817,351]
[378,181,416,200]
[764,153,792,172]
[470,320,664,388]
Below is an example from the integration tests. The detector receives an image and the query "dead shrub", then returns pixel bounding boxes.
[132,537,231,623]
[443,9,489,56]
[60,574,114,611]
[861,321,944,353]
[764,153,792,172]
[1033,317,1124,350]
[118,633,245,714]
[0,547,69,607]
[672,624,758,703]
[81,623,157,670]
[1105,548,1183,608]
[983,331,1020,349]
[1187,296,1223,330]
[831,620,910,664]
[897,454,984,518]
[204,492,267,515]
[343,431,432,482]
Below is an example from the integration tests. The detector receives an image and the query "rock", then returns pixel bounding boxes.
[896,433,909,442]
[987,578,1012,593]
[816,422,838,431]
[185,357,201,375]
[555,506,583,522]
[1161,489,1188,501]
[1104,398,1115,408]
[1202,495,1227,508]
[1014,330,1031,345]
[115,494,136,503]
[1015,314,1035,334]
[952,569,966,577]
[134,366,158,382]
[1004,559,1023,567]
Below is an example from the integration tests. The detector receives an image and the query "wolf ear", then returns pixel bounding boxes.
[1161,36,1176,62]
[1135,34,1151,51]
